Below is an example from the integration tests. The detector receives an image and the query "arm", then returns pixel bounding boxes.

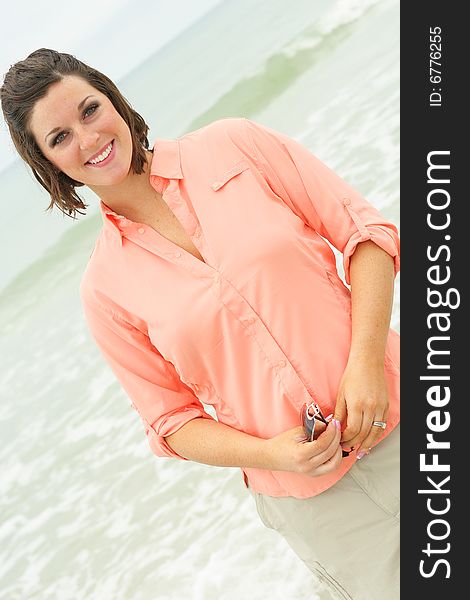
[348,239,395,367]
[80,286,215,459]
[165,416,343,477]
[334,240,396,452]
[165,418,271,469]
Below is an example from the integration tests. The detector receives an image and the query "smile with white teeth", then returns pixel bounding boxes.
[87,141,113,164]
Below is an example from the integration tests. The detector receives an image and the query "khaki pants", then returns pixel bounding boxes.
[249,425,400,600]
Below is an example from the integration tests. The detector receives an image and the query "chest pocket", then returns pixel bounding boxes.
[211,159,250,191]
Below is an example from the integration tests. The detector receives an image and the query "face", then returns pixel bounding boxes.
[29,75,134,192]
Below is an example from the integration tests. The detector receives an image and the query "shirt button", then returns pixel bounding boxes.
[175,252,182,258]
[342,197,351,206]
[245,317,255,325]
[138,227,145,234]
[278,360,286,368]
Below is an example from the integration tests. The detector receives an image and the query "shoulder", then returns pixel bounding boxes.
[180,117,292,165]
[181,117,254,151]
[179,117,257,166]
[182,117,248,140]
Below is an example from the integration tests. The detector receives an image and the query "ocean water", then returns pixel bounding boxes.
[0,0,400,598]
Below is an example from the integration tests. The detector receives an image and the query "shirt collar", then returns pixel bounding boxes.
[99,137,183,245]
[149,137,183,180]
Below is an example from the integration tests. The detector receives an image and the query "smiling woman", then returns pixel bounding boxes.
[1,48,150,218]
[29,76,134,193]
[0,47,401,600]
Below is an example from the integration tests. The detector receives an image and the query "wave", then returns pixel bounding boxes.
[183,0,383,131]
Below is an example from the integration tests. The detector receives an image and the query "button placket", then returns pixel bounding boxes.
[217,279,320,411]
[162,184,213,268]
[273,360,287,372]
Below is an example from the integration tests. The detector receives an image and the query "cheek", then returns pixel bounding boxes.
[39,148,65,173]
[101,110,126,135]
[99,112,116,131]
[59,146,83,172]
[46,147,85,178]
[119,122,133,149]
[112,114,132,143]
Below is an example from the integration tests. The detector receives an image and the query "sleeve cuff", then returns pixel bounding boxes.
[145,407,215,460]
[343,226,401,286]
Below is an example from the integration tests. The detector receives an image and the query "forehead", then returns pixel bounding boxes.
[29,76,103,137]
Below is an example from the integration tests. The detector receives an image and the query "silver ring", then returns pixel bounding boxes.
[372,421,387,429]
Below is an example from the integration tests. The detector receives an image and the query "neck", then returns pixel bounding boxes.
[88,149,160,215]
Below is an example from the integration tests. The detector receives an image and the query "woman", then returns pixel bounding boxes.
[1,48,400,599]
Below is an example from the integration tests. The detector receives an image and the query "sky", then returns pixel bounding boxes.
[0,0,224,171]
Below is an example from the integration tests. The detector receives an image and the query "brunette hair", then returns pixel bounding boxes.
[0,48,151,219]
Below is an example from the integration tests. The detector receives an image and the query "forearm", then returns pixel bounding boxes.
[164,417,273,470]
[347,240,395,367]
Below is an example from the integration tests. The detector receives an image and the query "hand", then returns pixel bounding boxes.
[264,419,343,477]
[334,360,389,455]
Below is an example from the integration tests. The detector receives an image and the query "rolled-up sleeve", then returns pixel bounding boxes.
[243,118,400,285]
[80,290,214,459]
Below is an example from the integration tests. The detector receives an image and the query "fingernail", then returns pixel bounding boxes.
[357,449,371,460]
[325,413,334,422]
[333,419,341,430]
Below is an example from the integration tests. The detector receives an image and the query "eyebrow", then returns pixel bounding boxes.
[44,95,95,143]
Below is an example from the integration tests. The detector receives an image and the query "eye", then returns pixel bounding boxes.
[52,132,67,146]
[83,103,99,118]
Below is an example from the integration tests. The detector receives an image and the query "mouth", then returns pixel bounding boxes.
[85,140,115,167]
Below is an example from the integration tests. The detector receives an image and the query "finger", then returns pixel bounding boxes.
[313,419,328,440]
[344,406,376,451]
[356,427,382,458]
[333,395,347,430]
[300,418,337,459]
[293,425,309,442]
[310,436,342,470]
[306,420,341,466]
[308,445,343,477]
[356,408,390,457]
[340,409,364,447]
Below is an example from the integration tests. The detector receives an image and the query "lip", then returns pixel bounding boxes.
[85,140,115,167]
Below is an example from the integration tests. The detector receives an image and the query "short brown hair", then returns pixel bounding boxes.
[0,48,151,219]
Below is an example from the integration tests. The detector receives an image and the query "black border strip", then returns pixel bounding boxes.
[401,2,465,595]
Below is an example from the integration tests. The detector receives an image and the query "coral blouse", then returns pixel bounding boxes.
[80,117,400,498]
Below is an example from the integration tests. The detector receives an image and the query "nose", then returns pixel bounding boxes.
[78,128,99,151]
